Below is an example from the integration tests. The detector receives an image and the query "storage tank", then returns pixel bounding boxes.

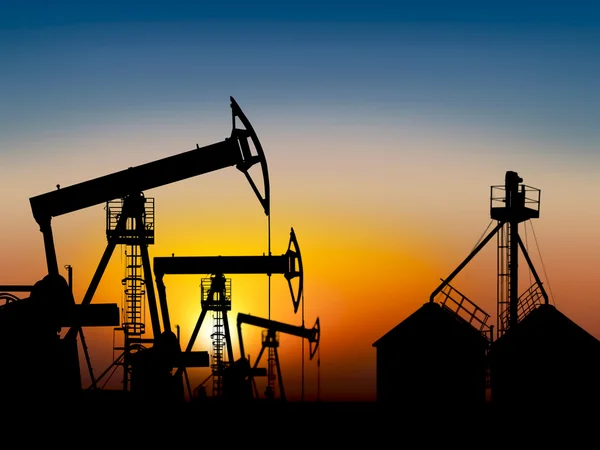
[489,303,600,409]
[372,302,489,410]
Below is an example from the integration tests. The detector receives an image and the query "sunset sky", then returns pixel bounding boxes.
[2,2,600,402]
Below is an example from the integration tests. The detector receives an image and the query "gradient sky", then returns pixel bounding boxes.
[2,2,600,402]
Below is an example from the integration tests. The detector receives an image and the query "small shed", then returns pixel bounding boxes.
[372,302,490,410]
[489,303,600,409]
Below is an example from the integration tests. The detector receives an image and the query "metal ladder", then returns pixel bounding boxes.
[211,312,225,397]
[122,247,145,337]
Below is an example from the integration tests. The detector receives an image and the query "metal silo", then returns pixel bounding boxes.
[373,301,490,410]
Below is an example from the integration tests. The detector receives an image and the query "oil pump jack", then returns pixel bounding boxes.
[20,97,270,403]
[235,312,320,402]
[152,228,303,399]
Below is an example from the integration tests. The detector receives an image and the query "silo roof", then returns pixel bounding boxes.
[373,301,489,348]
[492,304,600,350]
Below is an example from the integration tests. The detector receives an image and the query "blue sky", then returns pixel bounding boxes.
[2,2,599,154]
[2,1,600,28]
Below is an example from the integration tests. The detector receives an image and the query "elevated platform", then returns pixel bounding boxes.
[490,206,539,222]
[490,182,541,223]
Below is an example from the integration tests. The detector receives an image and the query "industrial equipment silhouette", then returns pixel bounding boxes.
[0,98,311,404]
[429,170,545,336]
[236,312,320,401]
[374,170,600,410]
[153,228,306,399]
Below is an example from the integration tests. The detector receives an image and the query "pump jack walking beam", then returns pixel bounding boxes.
[30,98,269,344]
[30,97,270,278]
[154,227,303,315]
[237,312,320,401]
[155,228,303,374]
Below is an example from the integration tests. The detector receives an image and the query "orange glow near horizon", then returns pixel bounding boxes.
[7,159,600,403]
[10,183,595,403]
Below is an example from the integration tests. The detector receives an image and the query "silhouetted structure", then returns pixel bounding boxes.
[375,170,600,413]
[489,304,600,409]
[152,229,303,400]
[129,329,184,404]
[0,274,118,405]
[235,312,319,401]
[423,170,546,408]
[0,97,274,405]
[429,171,544,338]
[372,302,489,410]
[373,170,600,412]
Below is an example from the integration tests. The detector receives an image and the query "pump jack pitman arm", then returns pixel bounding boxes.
[154,227,303,314]
[29,97,270,276]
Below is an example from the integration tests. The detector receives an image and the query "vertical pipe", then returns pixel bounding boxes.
[497,223,511,337]
[267,214,272,394]
[505,172,522,331]
[509,220,519,330]
[301,278,305,402]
